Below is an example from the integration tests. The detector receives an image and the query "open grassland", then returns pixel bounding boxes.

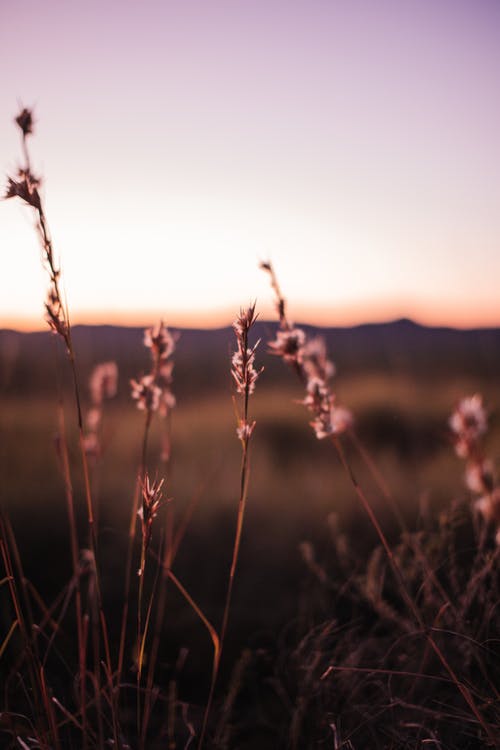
[3,373,499,627]
[4,372,500,518]
[3,369,500,748]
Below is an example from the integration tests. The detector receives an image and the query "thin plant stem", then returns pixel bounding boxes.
[141,505,174,746]
[116,409,151,713]
[55,395,88,747]
[11,120,120,749]
[0,518,48,747]
[199,306,260,749]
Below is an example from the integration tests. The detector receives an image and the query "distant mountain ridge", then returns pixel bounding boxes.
[1,319,499,396]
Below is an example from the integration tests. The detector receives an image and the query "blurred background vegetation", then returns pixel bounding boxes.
[1,319,499,702]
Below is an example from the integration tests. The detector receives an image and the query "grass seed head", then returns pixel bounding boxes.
[15,107,34,136]
[130,374,162,412]
[90,361,118,405]
[138,474,166,574]
[449,394,487,457]
[231,304,262,397]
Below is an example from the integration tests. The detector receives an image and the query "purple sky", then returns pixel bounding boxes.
[1,0,500,328]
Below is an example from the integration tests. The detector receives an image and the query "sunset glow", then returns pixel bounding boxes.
[1,0,499,330]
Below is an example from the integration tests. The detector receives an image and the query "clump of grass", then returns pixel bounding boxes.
[259,261,500,748]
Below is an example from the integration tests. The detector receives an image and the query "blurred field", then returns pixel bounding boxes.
[2,367,499,634]
[2,324,500,746]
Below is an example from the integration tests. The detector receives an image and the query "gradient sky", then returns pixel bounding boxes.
[1,0,499,329]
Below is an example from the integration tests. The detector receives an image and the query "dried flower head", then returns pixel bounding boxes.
[236,419,256,442]
[45,284,68,341]
[259,259,286,323]
[302,376,330,409]
[232,304,262,443]
[157,360,176,415]
[15,107,34,136]
[138,474,166,574]
[260,261,353,442]
[301,377,352,440]
[231,344,261,396]
[465,459,495,495]
[231,304,263,397]
[302,336,336,381]
[83,362,119,458]
[330,404,354,434]
[4,174,42,210]
[90,361,118,405]
[268,327,306,363]
[450,393,500,545]
[310,403,352,440]
[233,304,258,336]
[82,431,100,458]
[449,394,487,457]
[130,375,162,412]
[475,488,500,527]
[144,321,175,362]
[85,407,101,432]
[131,321,176,423]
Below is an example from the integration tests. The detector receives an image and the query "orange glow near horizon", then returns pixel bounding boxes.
[3,297,499,334]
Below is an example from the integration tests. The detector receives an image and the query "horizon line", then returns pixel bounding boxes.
[2,304,499,334]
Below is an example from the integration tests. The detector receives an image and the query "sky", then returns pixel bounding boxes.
[1,0,499,330]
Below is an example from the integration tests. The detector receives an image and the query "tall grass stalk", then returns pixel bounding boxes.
[55,396,88,746]
[4,108,120,746]
[199,304,262,749]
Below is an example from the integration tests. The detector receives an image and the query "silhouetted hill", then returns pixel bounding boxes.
[1,319,499,398]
